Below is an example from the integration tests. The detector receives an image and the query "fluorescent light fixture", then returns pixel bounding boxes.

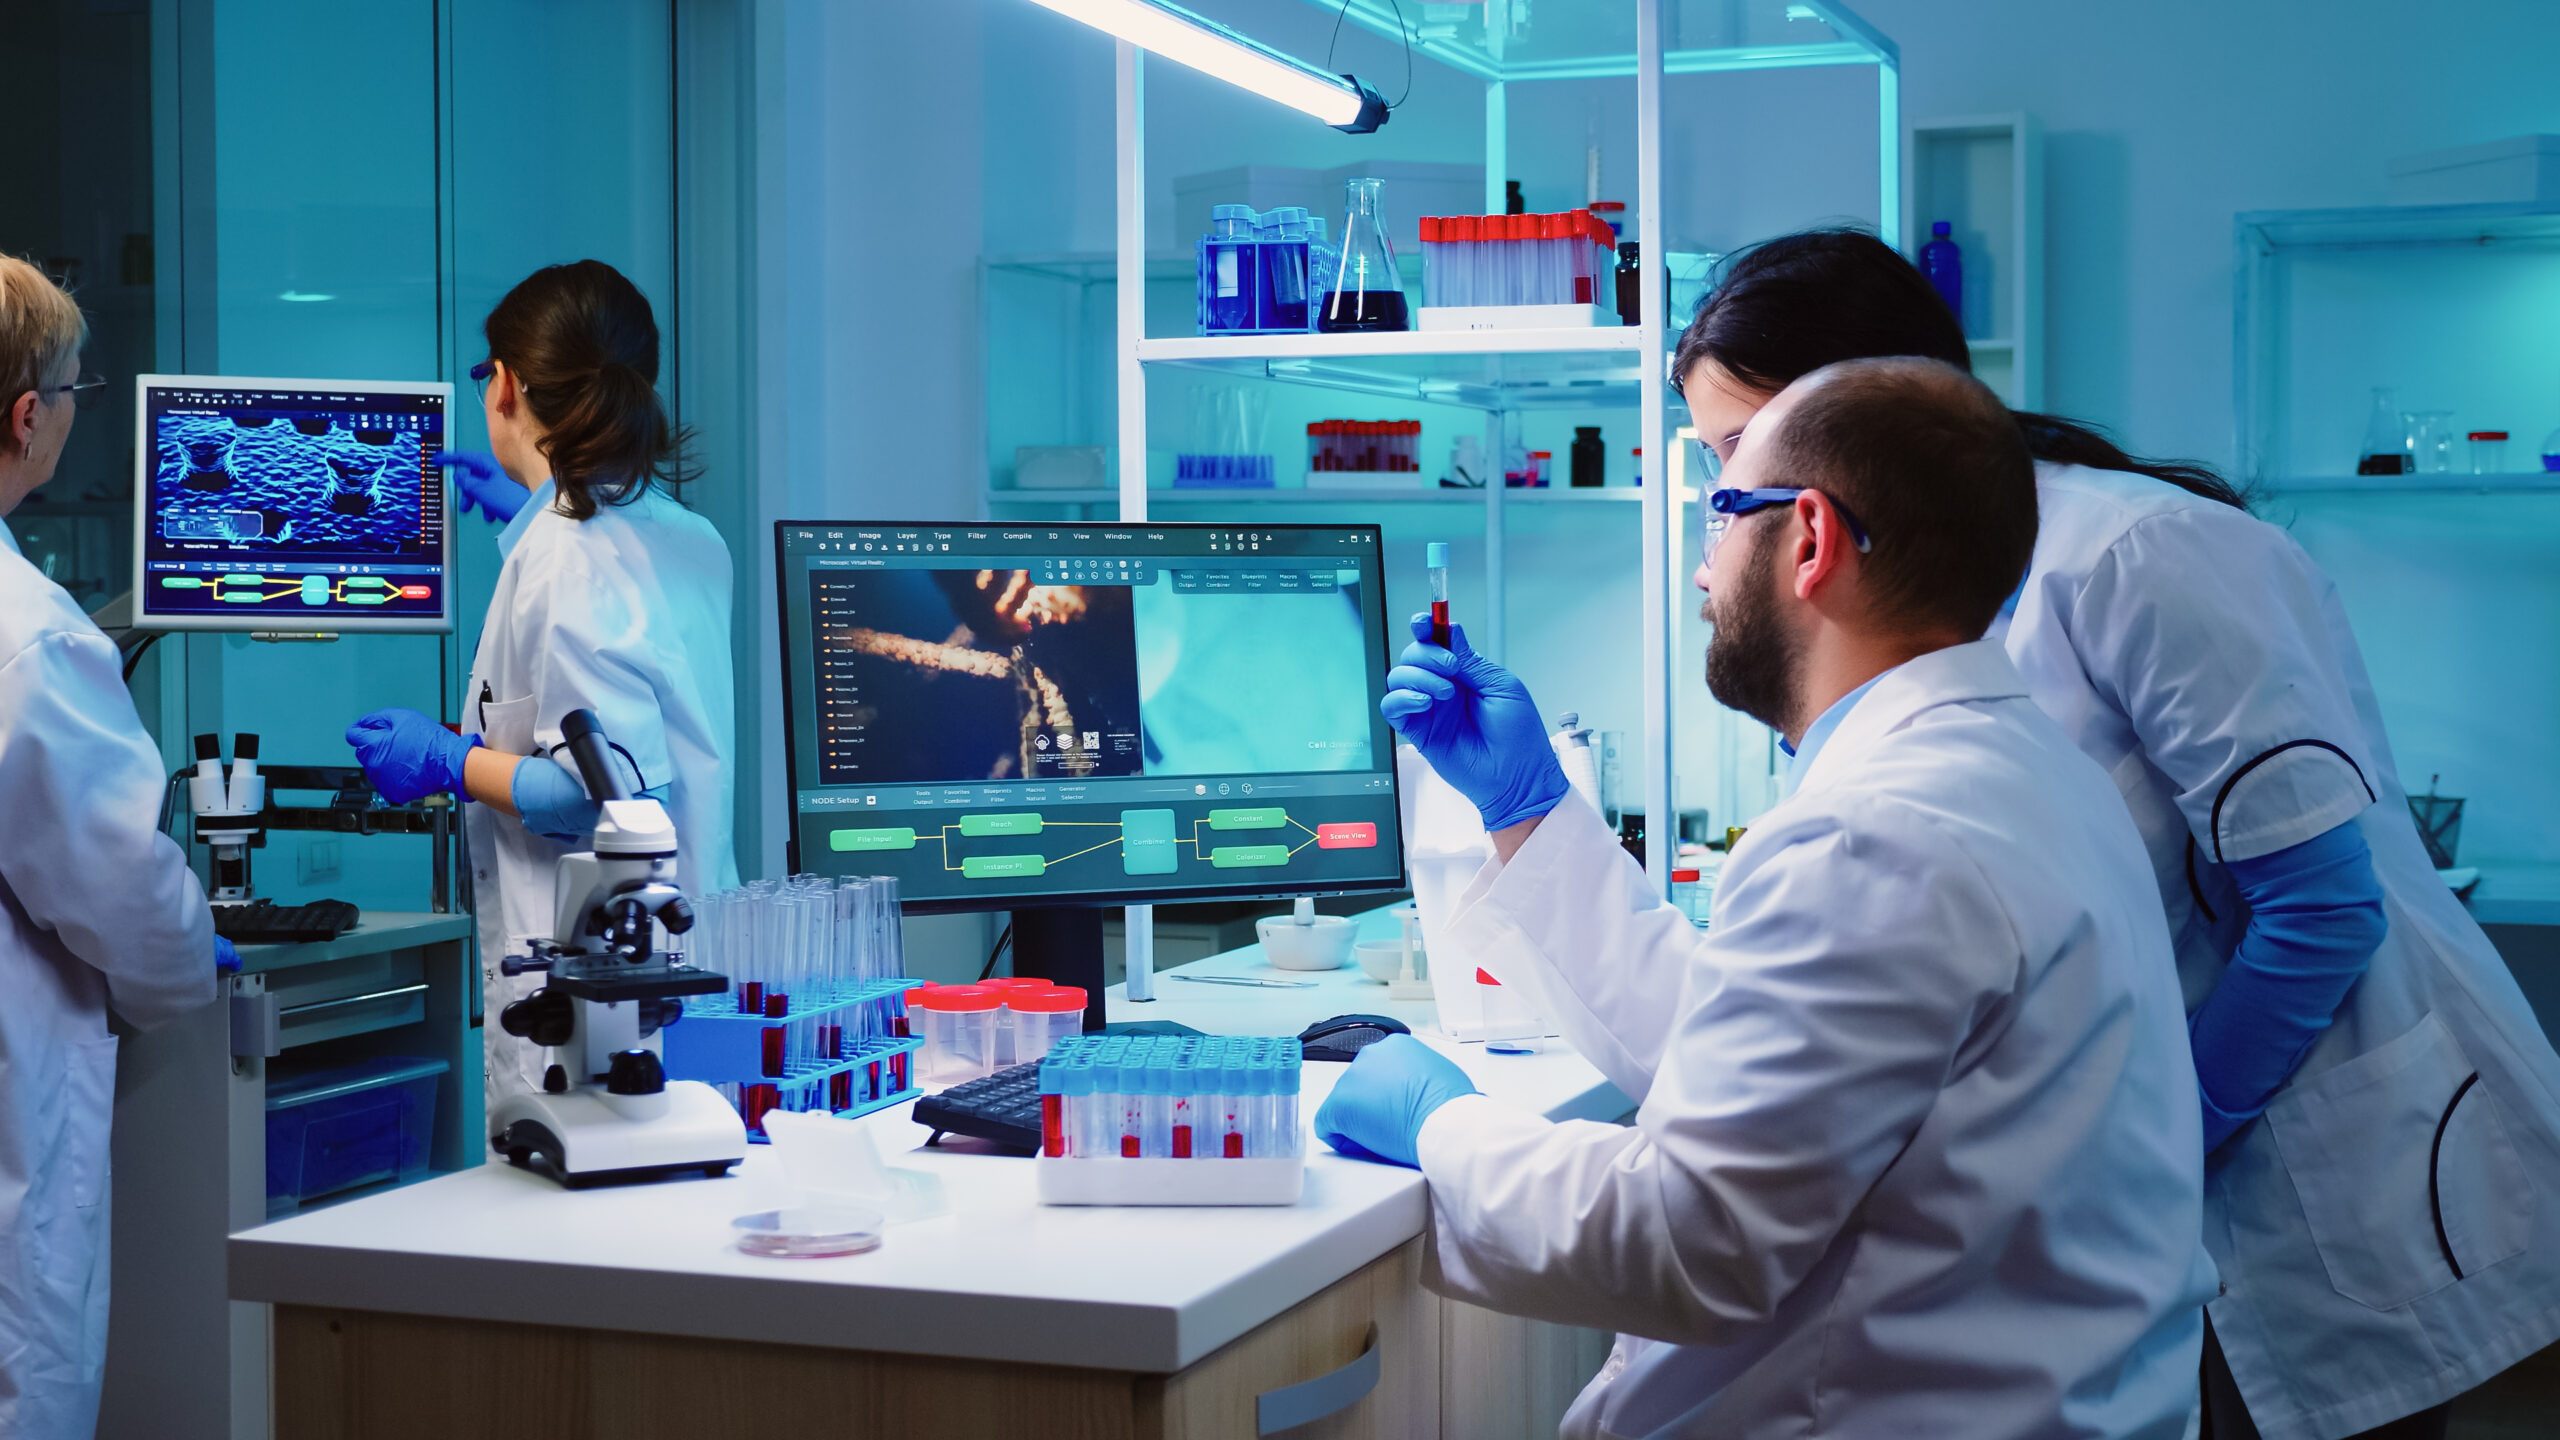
[277,290,336,303]
[1020,0,1390,133]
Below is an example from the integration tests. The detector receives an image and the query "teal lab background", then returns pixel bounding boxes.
[12,0,2550,978]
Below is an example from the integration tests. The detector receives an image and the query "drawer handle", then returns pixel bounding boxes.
[282,983,428,1018]
[1256,1323,1379,1436]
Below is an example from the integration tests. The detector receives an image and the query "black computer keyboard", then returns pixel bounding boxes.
[212,899,362,945]
[913,1060,1045,1153]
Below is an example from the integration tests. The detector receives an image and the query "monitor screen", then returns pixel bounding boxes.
[775,520,1406,913]
[132,375,454,632]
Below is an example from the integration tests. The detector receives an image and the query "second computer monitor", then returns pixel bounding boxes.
[775,521,1406,912]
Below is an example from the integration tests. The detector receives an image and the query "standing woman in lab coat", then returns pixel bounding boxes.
[345,260,738,1109]
[1672,228,2560,1440]
[0,255,224,1435]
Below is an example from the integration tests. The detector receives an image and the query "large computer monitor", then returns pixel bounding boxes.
[775,520,1407,1009]
[132,375,455,633]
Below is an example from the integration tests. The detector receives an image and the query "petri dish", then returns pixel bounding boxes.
[731,1204,886,1259]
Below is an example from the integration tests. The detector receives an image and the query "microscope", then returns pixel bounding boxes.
[487,709,747,1187]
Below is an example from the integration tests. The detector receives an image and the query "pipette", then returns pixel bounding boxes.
[1426,541,1450,646]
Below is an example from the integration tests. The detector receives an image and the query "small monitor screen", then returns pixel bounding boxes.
[775,521,1406,913]
[133,375,454,632]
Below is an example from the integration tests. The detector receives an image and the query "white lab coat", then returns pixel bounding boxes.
[1996,464,2560,1440]
[465,482,738,1112]
[1419,639,2217,1440]
[0,517,216,1438]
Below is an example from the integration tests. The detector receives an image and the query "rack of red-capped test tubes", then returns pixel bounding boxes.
[1307,419,1422,474]
[1418,211,1620,311]
[662,874,922,1140]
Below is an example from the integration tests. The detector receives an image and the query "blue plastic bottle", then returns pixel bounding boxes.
[1920,220,1963,328]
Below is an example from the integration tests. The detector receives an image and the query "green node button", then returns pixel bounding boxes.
[958,812,1044,837]
[1210,845,1291,869]
[962,854,1048,880]
[828,827,918,852]
[1207,807,1287,831]
[1121,809,1179,877]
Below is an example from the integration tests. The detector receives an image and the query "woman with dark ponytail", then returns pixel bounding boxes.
[343,260,740,1112]
[1675,228,2560,1439]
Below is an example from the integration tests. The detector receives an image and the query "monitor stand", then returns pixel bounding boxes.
[1010,907,1200,1039]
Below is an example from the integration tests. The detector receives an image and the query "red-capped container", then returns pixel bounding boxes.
[913,983,1001,1087]
[1004,985,1087,1069]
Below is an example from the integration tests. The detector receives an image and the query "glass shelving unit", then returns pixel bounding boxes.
[1064,0,1898,900]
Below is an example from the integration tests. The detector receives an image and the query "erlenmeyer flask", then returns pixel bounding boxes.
[2355,387,2410,475]
[1319,177,1411,334]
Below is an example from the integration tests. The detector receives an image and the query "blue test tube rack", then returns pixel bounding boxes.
[662,976,925,1137]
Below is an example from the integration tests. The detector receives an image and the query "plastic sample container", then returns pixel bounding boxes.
[1670,868,1703,922]
[2469,431,2510,474]
[1003,986,1086,1068]
[912,983,1002,1088]
[264,1055,448,1217]
[1036,1035,1303,1205]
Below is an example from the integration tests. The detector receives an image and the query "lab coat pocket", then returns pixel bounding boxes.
[61,1035,119,1212]
[2266,1012,2532,1310]
[479,693,538,757]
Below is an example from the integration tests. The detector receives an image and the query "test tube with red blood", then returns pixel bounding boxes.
[1426,541,1450,646]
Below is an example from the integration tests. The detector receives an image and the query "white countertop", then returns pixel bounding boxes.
[228,907,1628,1373]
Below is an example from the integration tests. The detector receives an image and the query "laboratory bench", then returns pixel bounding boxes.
[229,907,1633,1440]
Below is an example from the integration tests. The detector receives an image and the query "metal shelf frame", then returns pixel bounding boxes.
[1094,0,1898,909]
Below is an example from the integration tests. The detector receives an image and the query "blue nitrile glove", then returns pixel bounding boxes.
[2189,819,2389,1153]
[1315,1034,1480,1169]
[1381,614,1571,832]
[214,935,241,974]
[345,707,480,804]
[434,449,529,524]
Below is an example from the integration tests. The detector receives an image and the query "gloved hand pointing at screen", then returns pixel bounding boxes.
[435,449,529,525]
[1379,614,1569,833]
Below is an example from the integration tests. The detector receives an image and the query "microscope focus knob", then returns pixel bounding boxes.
[605,1048,666,1097]
[659,895,695,935]
[499,991,575,1049]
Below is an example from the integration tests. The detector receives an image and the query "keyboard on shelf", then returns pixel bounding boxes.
[912,1060,1045,1154]
[211,899,362,946]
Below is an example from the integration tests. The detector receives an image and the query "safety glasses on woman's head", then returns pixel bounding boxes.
[1703,486,1874,555]
[469,359,525,401]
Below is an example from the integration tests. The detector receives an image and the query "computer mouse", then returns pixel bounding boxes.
[1298,1013,1412,1063]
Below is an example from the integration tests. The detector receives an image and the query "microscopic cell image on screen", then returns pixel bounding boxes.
[153,413,424,555]
[137,379,451,630]
[1132,573,1374,775]
[810,567,1145,786]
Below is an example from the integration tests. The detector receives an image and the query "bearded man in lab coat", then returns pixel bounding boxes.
[0,254,225,1437]
[1317,357,2218,1439]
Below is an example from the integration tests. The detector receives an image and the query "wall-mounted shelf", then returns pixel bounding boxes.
[986,486,1694,508]
[1905,113,2042,409]
[2259,472,2560,497]
[2234,200,2560,479]
[1136,327,1654,411]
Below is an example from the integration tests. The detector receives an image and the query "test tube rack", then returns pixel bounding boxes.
[662,976,924,1138]
[1034,1035,1305,1207]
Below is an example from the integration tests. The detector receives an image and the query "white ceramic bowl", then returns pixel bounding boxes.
[1257,914,1358,971]
[1353,938,1411,984]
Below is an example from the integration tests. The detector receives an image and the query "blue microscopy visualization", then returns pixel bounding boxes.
[153,413,424,554]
